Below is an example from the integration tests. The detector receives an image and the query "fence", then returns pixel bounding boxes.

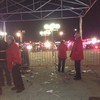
[24,49,100,67]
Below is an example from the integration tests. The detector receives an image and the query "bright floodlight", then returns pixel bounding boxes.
[46,31,51,36]
[16,32,21,37]
[74,28,77,32]
[49,23,55,30]
[56,24,60,29]
[0,31,4,36]
[40,30,51,36]
[91,38,97,44]
[59,31,63,36]
[44,24,49,30]
[44,41,51,49]
[4,32,7,35]
[40,31,44,36]
[0,31,7,36]
[27,45,32,50]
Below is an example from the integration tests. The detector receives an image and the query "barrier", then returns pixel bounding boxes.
[24,49,100,67]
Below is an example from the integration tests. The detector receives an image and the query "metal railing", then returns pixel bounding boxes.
[22,49,100,67]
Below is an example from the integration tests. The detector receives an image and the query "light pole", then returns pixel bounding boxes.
[44,23,60,46]
[44,23,60,43]
[43,23,60,57]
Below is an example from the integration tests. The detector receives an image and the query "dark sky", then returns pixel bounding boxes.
[1,0,100,42]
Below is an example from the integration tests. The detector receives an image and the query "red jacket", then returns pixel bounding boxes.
[57,43,67,59]
[6,41,22,71]
[70,37,84,60]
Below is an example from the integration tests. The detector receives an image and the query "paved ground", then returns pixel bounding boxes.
[0,66,100,100]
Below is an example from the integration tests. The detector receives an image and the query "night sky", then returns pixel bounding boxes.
[1,0,100,42]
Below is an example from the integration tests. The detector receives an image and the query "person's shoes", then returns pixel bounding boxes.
[11,87,16,90]
[73,77,81,80]
[16,88,24,93]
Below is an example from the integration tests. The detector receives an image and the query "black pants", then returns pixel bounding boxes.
[58,57,66,72]
[0,62,12,85]
[75,60,81,78]
[12,64,24,90]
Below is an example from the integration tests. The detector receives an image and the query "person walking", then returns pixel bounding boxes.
[6,35,24,93]
[57,40,67,72]
[70,32,84,80]
[0,36,12,86]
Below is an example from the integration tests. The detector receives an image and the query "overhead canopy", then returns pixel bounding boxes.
[0,0,97,22]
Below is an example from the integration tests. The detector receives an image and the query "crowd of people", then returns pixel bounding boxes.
[0,32,83,95]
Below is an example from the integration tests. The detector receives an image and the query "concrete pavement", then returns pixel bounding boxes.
[0,66,100,100]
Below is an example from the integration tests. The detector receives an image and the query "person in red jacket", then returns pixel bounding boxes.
[6,35,24,93]
[70,32,84,80]
[57,40,67,72]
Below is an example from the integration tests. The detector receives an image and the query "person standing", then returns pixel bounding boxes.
[70,32,84,80]
[0,36,12,86]
[57,40,67,72]
[6,35,24,93]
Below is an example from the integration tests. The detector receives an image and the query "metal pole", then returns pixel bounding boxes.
[51,31,54,56]
[3,21,6,41]
[79,16,82,39]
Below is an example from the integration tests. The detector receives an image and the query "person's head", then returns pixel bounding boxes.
[74,32,81,39]
[6,35,14,45]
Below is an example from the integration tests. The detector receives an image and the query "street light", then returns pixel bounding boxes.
[44,23,60,42]
[74,28,77,32]
[59,31,64,36]
[16,31,22,43]
[44,23,60,31]
[16,30,25,43]
[43,23,60,56]
[16,32,21,37]
[40,30,51,41]
[0,31,7,40]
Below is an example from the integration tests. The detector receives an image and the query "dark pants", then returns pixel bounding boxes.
[12,64,24,90]
[75,60,81,78]
[0,62,12,85]
[58,57,66,72]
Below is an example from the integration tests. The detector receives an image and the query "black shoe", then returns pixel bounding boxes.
[11,87,16,90]
[16,88,24,93]
[73,77,81,80]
